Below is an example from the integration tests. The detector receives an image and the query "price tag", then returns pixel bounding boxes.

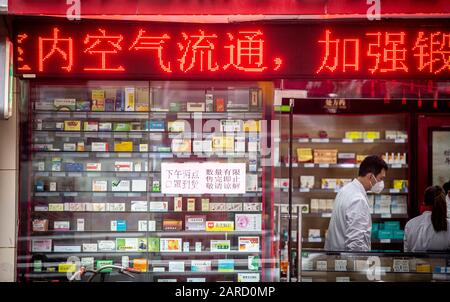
[292,163,298,168]
[304,163,315,168]
[321,213,332,218]
[391,164,402,168]
[299,188,311,193]
[363,139,374,143]
[389,189,400,193]
[342,138,353,143]
[319,164,330,168]
[96,153,110,158]
[67,173,82,177]
[118,153,132,158]
[298,138,309,143]
[395,138,406,143]
[380,239,391,243]
[381,213,392,218]
[311,138,329,143]
[63,192,78,197]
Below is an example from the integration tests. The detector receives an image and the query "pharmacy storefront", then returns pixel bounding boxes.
[13,16,450,282]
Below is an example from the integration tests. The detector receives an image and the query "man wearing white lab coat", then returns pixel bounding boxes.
[325,155,388,251]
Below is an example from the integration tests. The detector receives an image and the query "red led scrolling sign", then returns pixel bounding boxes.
[13,21,450,79]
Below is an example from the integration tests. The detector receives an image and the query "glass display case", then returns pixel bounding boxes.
[273,89,412,281]
[17,80,277,282]
[300,249,450,282]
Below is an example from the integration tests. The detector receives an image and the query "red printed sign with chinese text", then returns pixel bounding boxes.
[14,19,450,79]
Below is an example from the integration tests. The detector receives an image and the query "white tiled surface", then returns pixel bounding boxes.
[0,170,17,248]
[0,247,15,282]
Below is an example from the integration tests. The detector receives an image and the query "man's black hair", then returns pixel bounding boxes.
[443,181,450,195]
[358,155,388,177]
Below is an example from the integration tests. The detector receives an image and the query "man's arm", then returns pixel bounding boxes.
[344,198,371,251]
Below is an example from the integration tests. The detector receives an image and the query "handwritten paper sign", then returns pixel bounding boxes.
[161,162,246,194]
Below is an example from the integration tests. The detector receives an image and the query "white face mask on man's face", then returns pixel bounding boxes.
[370,174,384,194]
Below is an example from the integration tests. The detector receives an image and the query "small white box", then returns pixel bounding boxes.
[82,243,98,252]
[193,140,203,153]
[195,242,202,252]
[183,242,190,252]
[77,219,85,231]
[91,142,108,152]
[235,140,246,153]
[132,179,147,192]
[139,144,148,152]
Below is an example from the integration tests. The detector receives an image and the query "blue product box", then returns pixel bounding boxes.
[115,90,125,111]
[36,181,44,192]
[117,220,127,232]
[377,230,394,240]
[147,120,165,131]
[64,162,83,172]
[76,100,91,111]
[392,230,405,240]
[384,221,401,231]
[105,98,115,111]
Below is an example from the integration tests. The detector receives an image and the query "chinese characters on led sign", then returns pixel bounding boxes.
[316,30,450,75]
[17,27,282,74]
[14,21,450,78]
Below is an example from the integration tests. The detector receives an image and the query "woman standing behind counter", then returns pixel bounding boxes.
[404,186,450,252]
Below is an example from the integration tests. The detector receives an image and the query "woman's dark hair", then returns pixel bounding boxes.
[424,186,448,232]
[358,155,388,177]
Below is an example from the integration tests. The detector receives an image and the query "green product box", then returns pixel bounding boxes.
[113,122,131,132]
[96,260,114,272]
[169,102,181,112]
[383,221,401,231]
[377,230,394,240]
[148,237,160,252]
[393,230,405,240]
[372,223,379,239]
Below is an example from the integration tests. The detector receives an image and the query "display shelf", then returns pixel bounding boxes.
[300,213,408,219]
[278,188,408,195]
[300,270,447,275]
[27,251,262,257]
[30,230,264,237]
[300,238,403,244]
[278,163,408,169]
[33,170,263,176]
[274,138,408,144]
[33,110,263,120]
[32,151,259,158]
[33,191,262,197]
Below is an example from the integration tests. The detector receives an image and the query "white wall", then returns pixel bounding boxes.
[0,78,18,281]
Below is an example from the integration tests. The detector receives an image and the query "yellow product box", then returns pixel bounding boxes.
[91,90,105,112]
[168,121,185,132]
[243,120,260,132]
[297,148,313,163]
[363,131,380,140]
[206,221,234,232]
[64,120,81,131]
[48,203,64,212]
[135,87,150,112]
[171,139,191,153]
[114,141,133,152]
[345,131,363,139]
[313,149,337,164]
[416,264,431,273]
[393,180,408,190]
[356,154,368,164]
[133,258,148,272]
[58,263,77,273]
[212,136,234,152]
